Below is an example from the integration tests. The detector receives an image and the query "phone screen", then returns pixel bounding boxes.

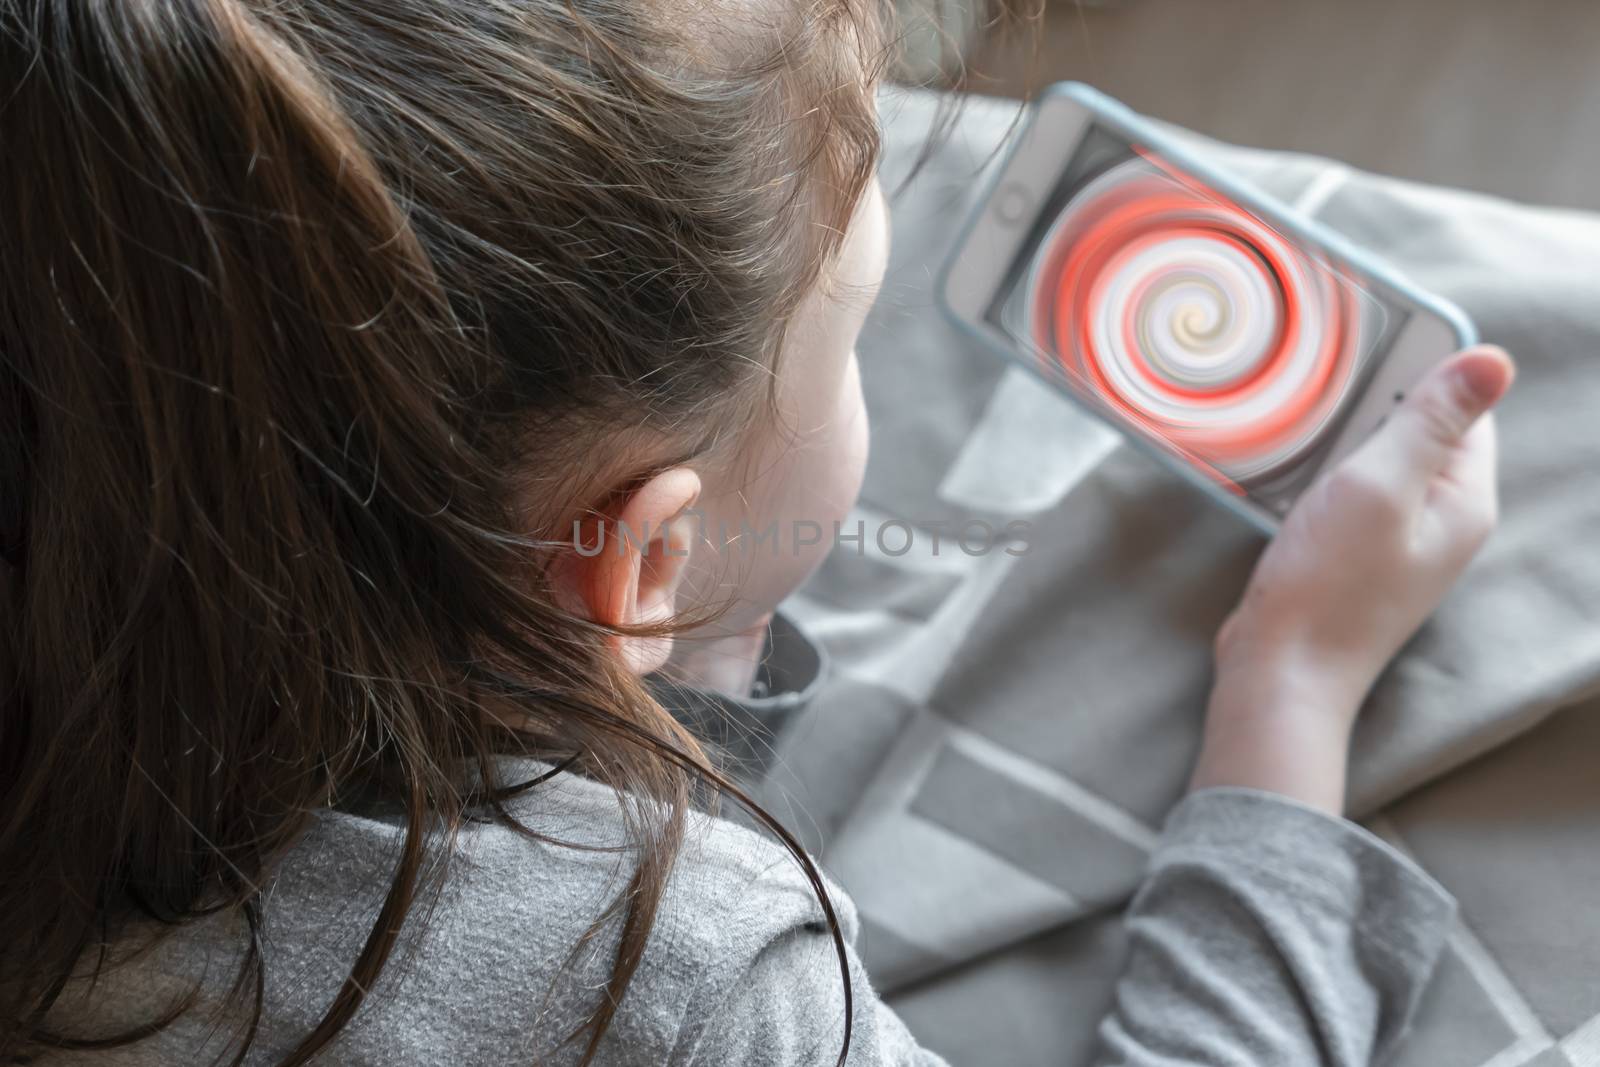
[985,123,1410,517]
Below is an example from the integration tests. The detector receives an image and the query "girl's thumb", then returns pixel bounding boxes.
[1393,344,1515,467]
[1341,344,1514,504]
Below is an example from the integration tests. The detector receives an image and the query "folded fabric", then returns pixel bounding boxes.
[758,86,1600,994]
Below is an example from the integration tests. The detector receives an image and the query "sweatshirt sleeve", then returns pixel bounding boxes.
[1094,786,1459,1067]
[672,786,1455,1067]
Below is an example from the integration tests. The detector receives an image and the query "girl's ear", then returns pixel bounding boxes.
[557,466,701,676]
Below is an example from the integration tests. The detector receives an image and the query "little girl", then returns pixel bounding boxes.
[0,0,1514,1064]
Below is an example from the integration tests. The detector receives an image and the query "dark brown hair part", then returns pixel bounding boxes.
[0,0,1035,1063]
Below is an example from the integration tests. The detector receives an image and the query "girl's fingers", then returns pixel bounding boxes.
[1419,410,1500,559]
[1346,345,1515,507]
[1434,409,1499,509]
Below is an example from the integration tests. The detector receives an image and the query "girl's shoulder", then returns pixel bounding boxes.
[44,761,856,1066]
[482,759,862,992]
[279,760,856,1064]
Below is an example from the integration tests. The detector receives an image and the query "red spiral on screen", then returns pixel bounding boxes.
[1028,156,1363,479]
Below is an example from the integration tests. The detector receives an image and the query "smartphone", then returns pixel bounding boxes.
[938,83,1476,533]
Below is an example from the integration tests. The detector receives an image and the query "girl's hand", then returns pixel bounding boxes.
[1191,345,1516,812]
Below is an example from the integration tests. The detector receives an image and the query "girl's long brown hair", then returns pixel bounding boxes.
[0,0,1037,1062]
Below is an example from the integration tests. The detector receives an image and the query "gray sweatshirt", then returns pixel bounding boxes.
[42,616,1457,1065]
[43,770,1455,1066]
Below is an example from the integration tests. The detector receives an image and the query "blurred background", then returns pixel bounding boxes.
[897,0,1600,211]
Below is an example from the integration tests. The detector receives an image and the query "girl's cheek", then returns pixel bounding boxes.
[739,350,870,616]
[836,350,870,515]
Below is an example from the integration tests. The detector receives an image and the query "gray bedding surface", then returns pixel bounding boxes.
[759,88,1600,1066]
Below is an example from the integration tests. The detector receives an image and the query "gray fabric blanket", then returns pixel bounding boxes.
[759,88,1600,1067]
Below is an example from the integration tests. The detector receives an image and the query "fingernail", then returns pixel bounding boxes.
[1454,348,1513,407]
